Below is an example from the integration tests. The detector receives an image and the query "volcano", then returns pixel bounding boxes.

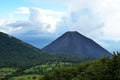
[42,31,112,58]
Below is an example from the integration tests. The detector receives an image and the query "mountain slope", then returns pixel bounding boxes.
[0,32,55,68]
[42,31,112,58]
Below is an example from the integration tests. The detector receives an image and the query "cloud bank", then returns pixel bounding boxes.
[0,0,120,42]
[0,7,65,37]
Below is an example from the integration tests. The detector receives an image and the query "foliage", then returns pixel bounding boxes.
[9,74,44,80]
[2,62,77,79]
[0,68,18,80]
[43,52,120,80]
[0,73,4,80]
[24,62,74,74]
[0,32,58,69]
[0,68,18,74]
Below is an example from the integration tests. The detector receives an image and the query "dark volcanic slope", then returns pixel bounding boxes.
[0,32,53,68]
[43,31,112,58]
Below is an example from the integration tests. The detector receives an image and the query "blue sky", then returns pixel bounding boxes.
[0,0,120,52]
[0,0,66,17]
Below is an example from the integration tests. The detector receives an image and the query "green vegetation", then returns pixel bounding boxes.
[0,68,18,80]
[1,53,120,80]
[0,73,4,79]
[7,62,74,80]
[54,54,93,63]
[9,74,44,80]
[24,62,73,74]
[43,52,120,80]
[1,62,76,80]
[0,32,58,68]
[0,68,18,74]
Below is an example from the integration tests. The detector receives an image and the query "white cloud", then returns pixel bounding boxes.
[0,18,15,34]
[0,19,6,26]
[29,8,65,33]
[100,0,120,40]
[0,0,120,51]
[1,0,120,41]
[0,7,65,36]
[51,0,120,41]
[28,8,65,34]
[15,7,30,14]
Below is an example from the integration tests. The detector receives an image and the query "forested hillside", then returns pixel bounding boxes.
[0,32,57,68]
[43,52,120,80]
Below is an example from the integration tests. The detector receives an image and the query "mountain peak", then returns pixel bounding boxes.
[64,31,80,35]
[43,31,112,58]
[66,31,79,33]
[64,31,85,37]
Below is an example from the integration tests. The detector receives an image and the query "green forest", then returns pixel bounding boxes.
[43,52,120,80]
[0,52,120,80]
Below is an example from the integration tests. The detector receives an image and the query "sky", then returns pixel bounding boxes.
[0,0,120,52]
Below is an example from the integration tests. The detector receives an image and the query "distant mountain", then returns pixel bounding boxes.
[42,31,112,58]
[0,32,56,68]
[0,32,88,68]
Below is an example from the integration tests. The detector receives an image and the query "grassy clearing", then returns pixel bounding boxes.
[9,74,44,80]
[0,68,18,74]
[24,62,73,74]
